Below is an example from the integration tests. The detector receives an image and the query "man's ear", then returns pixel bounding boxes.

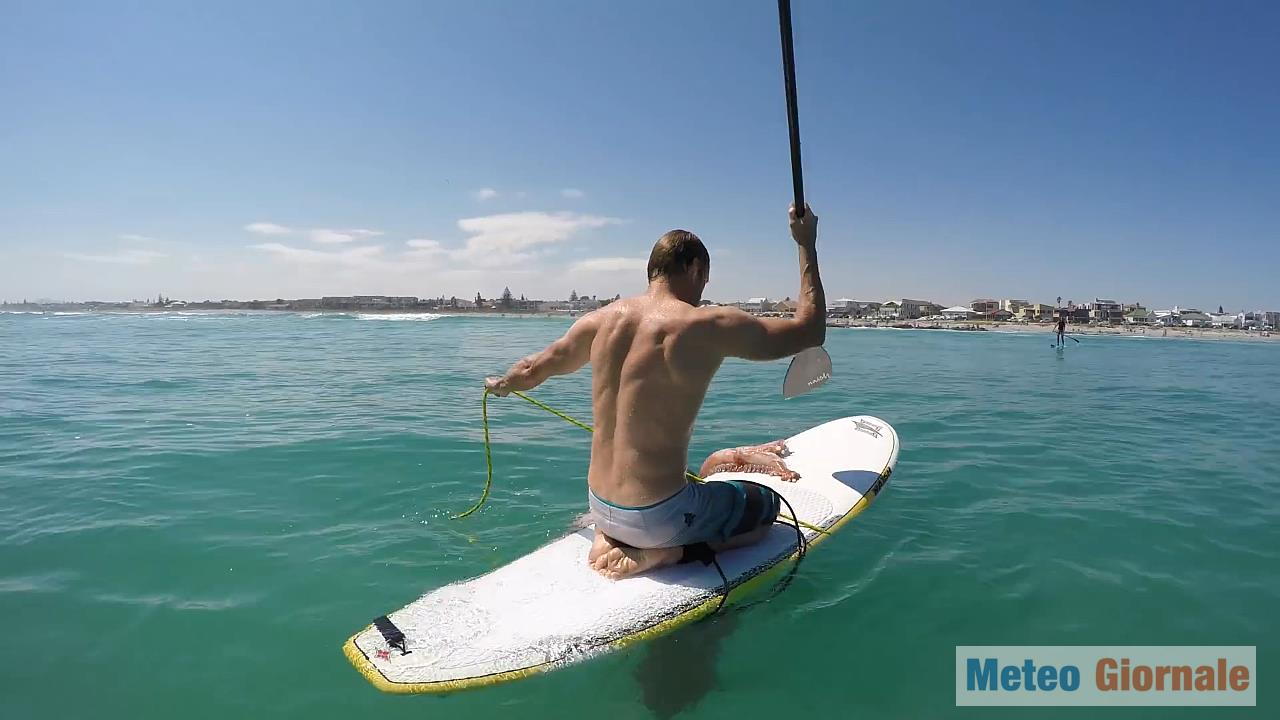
[689,259,707,284]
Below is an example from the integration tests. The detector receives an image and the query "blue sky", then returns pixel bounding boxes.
[2,0,1277,309]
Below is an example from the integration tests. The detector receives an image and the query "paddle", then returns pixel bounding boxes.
[783,346,833,398]
[777,0,829,399]
[779,0,805,217]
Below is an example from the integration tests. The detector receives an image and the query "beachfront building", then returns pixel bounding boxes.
[1090,299,1125,324]
[1125,308,1155,324]
[970,298,1000,315]
[942,305,977,320]
[1020,303,1056,322]
[735,298,773,314]
[898,299,942,319]
[1208,313,1239,328]
[828,299,882,318]
[1179,310,1211,327]
[1060,306,1091,323]
[872,299,941,320]
[539,297,602,313]
[1234,311,1268,329]
[1263,311,1280,329]
[1001,299,1029,315]
[320,295,420,310]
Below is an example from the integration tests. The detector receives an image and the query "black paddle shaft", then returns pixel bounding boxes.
[778,0,805,217]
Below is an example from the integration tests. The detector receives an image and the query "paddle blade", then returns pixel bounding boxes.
[782,346,832,399]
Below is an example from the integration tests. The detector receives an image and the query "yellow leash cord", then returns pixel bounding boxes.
[458,389,829,537]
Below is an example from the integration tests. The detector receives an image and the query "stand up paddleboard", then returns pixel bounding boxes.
[343,415,899,694]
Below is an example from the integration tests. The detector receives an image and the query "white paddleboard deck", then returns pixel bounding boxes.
[345,415,899,694]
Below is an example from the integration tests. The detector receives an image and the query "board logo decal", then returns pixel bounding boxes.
[853,419,883,438]
[868,467,892,495]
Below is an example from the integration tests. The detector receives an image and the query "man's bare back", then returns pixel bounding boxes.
[486,204,825,578]
[581,294,729,507]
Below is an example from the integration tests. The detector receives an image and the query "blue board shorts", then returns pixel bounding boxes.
[588,480,781,549]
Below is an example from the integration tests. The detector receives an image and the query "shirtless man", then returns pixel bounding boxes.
[485,204,824,580]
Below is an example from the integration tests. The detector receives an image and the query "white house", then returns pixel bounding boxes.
[737,297,772,314]
[1208,313,1239,328]
[942,305,977,320]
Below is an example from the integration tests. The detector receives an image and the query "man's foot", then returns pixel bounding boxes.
[587,530,682,580]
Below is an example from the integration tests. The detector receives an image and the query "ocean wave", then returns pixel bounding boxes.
[357,313,444,322]
[300,312,356,319]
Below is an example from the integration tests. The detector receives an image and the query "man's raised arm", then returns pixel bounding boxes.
[486,312,599,395]
[709,204,825,361]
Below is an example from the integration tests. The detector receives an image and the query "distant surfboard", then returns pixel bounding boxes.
[343,415,900,694]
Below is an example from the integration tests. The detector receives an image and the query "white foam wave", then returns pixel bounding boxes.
[357,313,444,322]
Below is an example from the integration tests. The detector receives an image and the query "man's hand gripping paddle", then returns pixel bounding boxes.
[778,0,830,400]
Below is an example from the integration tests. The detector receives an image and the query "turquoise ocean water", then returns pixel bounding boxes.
[1,311,1276,718]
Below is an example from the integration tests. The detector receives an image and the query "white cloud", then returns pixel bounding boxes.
[308,228,384,245]
[451,211,622,268]
[404,238,446,262]
[249,242,385,266]
[62,249,167,265]
[561,188,585,199]
[244,222,294,236]
[572,257,647,272]
[242,222,383,244]
[117,233,158,243]
[473,188,499,201]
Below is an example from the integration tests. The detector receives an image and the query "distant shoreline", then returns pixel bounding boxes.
[826,318,1278,343]
[6,306,1276,342]
[0,305,584,319]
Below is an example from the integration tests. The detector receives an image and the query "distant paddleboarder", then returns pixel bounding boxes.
[1056,316,1067,347]
[486,204,825,580]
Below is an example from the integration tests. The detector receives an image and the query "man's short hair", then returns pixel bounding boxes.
[647,230,709,281]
